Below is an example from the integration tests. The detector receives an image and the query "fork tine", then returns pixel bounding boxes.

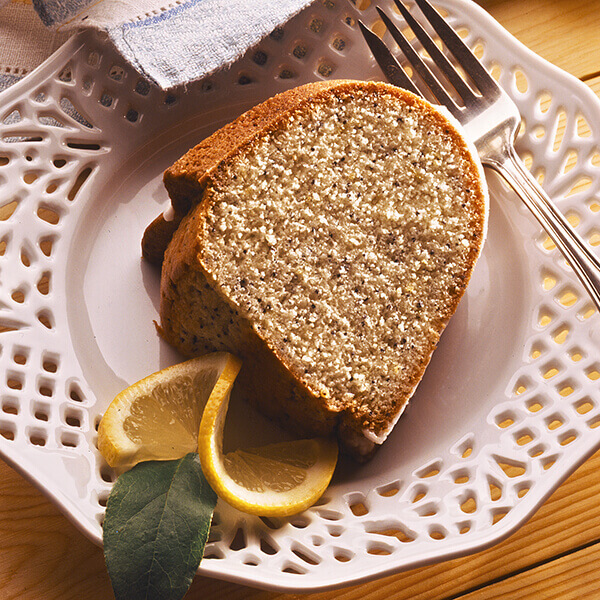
[413,0,498,97]
[358,20,421,96]
[375,7,460,116]
[392,0,476,104]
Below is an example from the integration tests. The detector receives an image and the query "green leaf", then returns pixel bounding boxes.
[103,453,217,600]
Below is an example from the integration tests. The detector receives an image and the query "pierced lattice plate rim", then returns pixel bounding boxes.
[0,0,599,592]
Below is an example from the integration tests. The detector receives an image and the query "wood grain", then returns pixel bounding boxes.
[0,461,111,600]
[459,544,600,600]
[476,0,600,80]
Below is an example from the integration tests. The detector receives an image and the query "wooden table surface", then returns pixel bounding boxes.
[1,1,600,599]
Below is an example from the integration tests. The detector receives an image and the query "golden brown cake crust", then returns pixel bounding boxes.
[142,81,342,265]
[159,80,488,458]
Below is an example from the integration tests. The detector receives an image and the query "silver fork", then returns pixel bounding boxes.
[359,0,600,312]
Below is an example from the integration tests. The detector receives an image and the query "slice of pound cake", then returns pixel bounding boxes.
[157,80,488,459]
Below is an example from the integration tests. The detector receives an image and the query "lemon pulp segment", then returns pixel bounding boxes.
[198,377,338,516]
[98,353,241,468]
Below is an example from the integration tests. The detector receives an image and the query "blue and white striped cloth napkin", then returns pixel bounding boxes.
[1,0,316,90]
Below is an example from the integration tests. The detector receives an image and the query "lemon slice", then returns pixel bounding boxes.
[198,385,338,517]
[98,352,242,468]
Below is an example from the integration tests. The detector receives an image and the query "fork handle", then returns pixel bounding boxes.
[485,144,600,312]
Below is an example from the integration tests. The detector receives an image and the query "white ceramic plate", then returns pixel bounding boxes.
[1,0,600,592]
